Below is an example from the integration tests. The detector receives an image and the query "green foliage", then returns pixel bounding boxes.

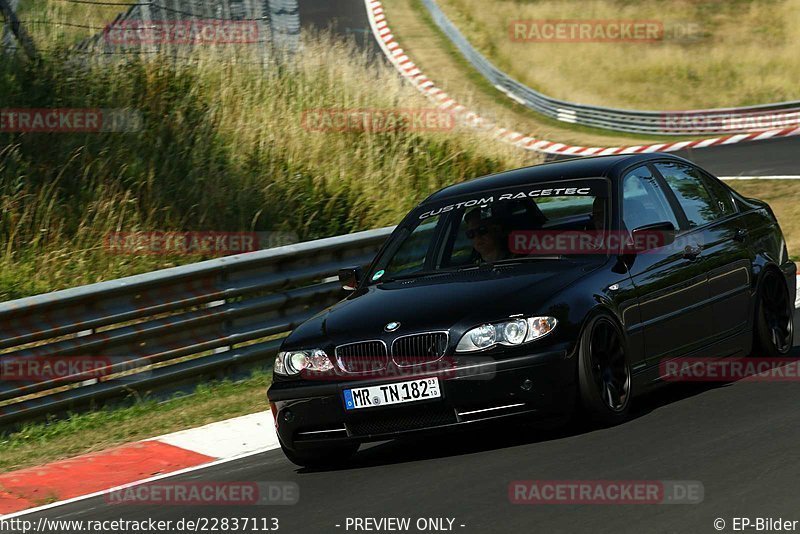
[0,37,533,301]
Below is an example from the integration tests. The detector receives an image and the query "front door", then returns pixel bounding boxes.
[621,164,712,370]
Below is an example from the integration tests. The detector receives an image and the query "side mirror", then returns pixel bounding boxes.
[628,221,676,253]
[338,266,363,291]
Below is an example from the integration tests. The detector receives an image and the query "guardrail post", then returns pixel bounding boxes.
[207,298,229,353]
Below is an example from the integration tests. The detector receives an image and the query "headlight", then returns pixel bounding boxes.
[274,349,333,376]
[468,324,496,349]
[456,316,557,352]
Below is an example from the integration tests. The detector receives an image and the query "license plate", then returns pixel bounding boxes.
[343,378,441,410]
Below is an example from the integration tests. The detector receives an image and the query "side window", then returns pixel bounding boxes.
[622,166,679,231]
[655,162,724,227]
[701,172,736,216]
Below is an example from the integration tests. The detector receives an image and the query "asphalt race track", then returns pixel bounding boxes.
[20,310,800,533]
[548,136,800,176]
[677,137,800,177]
[298,0,376,51]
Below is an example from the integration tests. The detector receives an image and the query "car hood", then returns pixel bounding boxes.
[286,260,597,347]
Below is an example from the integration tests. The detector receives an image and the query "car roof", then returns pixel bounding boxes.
[421,152,691,204]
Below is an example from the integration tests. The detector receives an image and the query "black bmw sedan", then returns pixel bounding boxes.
[268,153,796,467]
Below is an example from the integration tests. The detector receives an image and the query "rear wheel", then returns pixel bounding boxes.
[753,269,793,357]
[280,441,358,468]
[578,314,632,426]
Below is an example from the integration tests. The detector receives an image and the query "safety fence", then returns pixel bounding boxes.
[0,226,393,429]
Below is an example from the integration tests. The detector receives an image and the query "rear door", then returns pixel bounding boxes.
[653,161,753,346]
[621,164,712,371]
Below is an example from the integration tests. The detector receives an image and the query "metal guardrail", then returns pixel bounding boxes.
[420,0,800,136]
[73,0,301,57]
[268,0,301,54]
[0,226,394,430]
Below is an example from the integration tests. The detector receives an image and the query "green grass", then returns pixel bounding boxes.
[435,0,800,109]
[0,34,535,302]
[0,370,272,473]
[407,0,678,144]
[381,0,665,149]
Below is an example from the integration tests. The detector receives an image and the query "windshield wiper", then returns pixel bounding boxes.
[378,266,479,283]
[379,257,566,282]
[482,255,565,269]
[379,271,442,283]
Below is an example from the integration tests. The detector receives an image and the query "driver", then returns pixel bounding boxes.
[586,196,607,231]
[464,207,511,262]
[582,196,610,253]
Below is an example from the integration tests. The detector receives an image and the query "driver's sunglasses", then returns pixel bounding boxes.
[465,225,491,239]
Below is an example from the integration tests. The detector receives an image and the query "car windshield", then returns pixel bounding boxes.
[369,178,610,284]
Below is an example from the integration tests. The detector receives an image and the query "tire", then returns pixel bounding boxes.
[280,441,358,468]
[753,269,794,357]
[577,313,632,426]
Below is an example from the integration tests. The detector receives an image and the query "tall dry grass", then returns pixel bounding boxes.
[16,0,124,47]
[0,35,537,301]
[437,0,800,109]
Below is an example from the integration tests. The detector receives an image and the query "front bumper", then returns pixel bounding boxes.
[268,346,576,451]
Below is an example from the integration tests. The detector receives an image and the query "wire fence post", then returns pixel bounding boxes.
[268,0,300,58]
[1,0,17,53]
[248,0,269,67]
[0,0,38,61]
[138,0,156,55]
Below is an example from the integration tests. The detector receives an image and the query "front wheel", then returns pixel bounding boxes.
[280,441,359,468]
[577,314,632,426]
[753,269,794,357]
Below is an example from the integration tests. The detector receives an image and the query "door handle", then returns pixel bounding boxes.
[734,228,749,242]
[682,244,702,260]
